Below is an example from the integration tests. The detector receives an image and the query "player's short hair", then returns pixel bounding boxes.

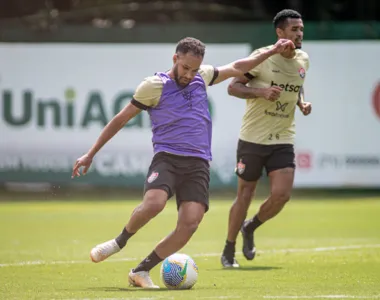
[175,37,206,58]
[273,9,302,29]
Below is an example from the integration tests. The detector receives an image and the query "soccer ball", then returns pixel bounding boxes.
[160,253,198,289]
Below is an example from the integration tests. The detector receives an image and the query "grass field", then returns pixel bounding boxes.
[1,196,380,300]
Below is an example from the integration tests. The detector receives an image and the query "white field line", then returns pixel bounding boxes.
[263,296,380,299]
[62,298,173,300]
[62,296,241,300]
[56,296,380,300]
[63,298,174,300]
[1,244,379,268]
[63,297,241,300]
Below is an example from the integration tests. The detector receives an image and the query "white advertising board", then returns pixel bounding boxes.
[295,41,380,187]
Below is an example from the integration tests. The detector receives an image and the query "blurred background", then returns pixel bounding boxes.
[1,0,380,198]
[2,4,379,298]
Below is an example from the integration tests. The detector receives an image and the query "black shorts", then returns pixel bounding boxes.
[235,139,295,182]
[144,152,210,212]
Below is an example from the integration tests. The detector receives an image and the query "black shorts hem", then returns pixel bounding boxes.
[266,164,296,176]
[235,171,261,182]
[177,199,209,213]
[144,185,172,199]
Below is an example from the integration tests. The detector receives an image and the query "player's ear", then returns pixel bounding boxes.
[276,27,284,38]
[173,53,178,64]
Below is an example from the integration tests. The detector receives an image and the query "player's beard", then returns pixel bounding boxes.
[173,64,188,87]
[294,38,302,49]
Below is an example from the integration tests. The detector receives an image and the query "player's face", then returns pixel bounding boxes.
[279,18,304,49]
[173,53,203,87]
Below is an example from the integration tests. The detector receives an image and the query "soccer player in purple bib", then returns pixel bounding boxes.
[72,37,293,288]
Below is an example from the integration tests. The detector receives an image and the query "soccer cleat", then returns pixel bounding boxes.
[90,239,121,263]
[128,269,160,289]
[241,220,256,260]
[220,255,240,268]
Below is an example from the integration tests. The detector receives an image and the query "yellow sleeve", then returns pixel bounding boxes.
[132,75,163,109]
[199,65,217,86]
[298,50,310,71]
[305,55,310,71]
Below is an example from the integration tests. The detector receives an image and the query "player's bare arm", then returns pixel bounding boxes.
[212,39,294,85]
[297,86,305,105]
[297,86,312,115]
[227,75,283,101]
[72,103,141,178]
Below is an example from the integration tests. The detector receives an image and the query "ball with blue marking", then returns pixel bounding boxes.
[160,253,198,289]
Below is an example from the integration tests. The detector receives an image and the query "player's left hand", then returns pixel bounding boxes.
[298,102,312,116]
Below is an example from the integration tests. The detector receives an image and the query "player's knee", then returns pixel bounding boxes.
[271,190,291,205]
[177,217,201,238]
[142,192,166,216]
[237,182,256,206]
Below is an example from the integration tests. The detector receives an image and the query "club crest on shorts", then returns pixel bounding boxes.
[235,159,246,175]
[298,67,306,78]
[147,171,159,183]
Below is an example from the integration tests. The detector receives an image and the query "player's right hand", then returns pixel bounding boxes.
[72,153,93,178]
[263,86,282,101]
[272,39,295,53]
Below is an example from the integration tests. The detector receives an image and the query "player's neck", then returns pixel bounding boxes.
[167,69,175,80]
[280,49,296,59]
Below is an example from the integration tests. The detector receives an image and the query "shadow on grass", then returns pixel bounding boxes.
[211,265,282,271]
[84,286,204,292]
